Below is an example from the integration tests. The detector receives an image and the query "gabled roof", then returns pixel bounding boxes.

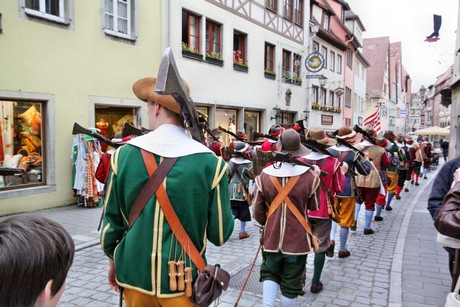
[345,10,366,31]
[356,49,370,67]
[363,36,390,94]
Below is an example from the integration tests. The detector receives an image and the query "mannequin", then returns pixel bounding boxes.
[96,118,110,152]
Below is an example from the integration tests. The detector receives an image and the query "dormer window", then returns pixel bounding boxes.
[322,14,330,31]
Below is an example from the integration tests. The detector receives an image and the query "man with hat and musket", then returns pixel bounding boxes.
[100,73,234,306]
[253,129,321,306]
[206,128,224,157]
[355,126,392,232]
[227,140,253,239]
[304,127,345,293]
[394,134,412,200]
[328,127,372,257]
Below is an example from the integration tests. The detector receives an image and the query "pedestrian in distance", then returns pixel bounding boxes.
[227,140,253,239]
[441,138,449,162]
[253,129,321,306]
[0,214,75,307]
[304,127,345,293]
[328,127,372,257]
[100,75,234,306]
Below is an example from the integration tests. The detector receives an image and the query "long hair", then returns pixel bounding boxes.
[0,215,75,306]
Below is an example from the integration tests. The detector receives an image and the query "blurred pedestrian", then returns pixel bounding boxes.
[441,139,449,162]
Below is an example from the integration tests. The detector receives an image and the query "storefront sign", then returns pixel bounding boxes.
[305,52,325,73]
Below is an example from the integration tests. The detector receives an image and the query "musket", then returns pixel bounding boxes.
[271,151,328,176]
[327,131,367,158]
[121,122,152,138]
[72,122,120,148]
[156,48,205,144]
[251,131,278,141]
[218,126,262,146]
[353,124,377,146]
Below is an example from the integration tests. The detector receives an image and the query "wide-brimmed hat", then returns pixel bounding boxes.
[336,127,361,144]
[236,130,248,140]
[384,130,396,141]
[364,125,376,137]
[308,127,337,147]
[269,124,285,137]
[132,77,190,114]
[206,128,222,142]
[277,129,310,157]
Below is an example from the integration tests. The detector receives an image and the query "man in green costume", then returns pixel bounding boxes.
[101,76,234,306]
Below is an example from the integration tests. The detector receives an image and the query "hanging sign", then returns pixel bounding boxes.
[305,52,325,73]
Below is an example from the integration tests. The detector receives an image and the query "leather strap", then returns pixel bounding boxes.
[269,176,315,237]
[141,150,206,271]
[234,167,250,200]
[128,150,178,228]
[266,176,299,221]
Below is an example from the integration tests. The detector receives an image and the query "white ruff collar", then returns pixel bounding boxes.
[329,145,352,152]
[263,163,309,177]
[230,157,251,164]
[305,152,329,160]
[128,124,212,157]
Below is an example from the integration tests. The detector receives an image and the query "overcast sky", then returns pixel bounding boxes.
[346,0,458,92]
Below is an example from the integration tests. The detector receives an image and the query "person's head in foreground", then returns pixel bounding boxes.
[0,214,75,307]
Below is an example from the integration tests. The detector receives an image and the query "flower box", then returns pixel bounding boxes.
[206,57,224,66]
[264,72,276,79]
[182,50,203,61]
[233,63,248,72]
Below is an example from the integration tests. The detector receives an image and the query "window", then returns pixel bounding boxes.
[337,55,342,74]
[233,30,247,64]
[312,41,319,52]
[311,86,319,103]
[345,118,351,126]
[335,94,342,109]
[282,49,292,78]
[283,0,293,20]
[24,0,70,24]
[322,14,330,31]
[328,91,335,107]
[321,46,327,68]
[206,20,222,57]
[244,111,261,139]
[320,88,326,105]
[104,0,135,40]
[293,53,301,79]
[346,49,353,69]
[266,0,277,11]
[329,51,335,71]
[279,112,294,125]
[345,87,352,108]
[216,109,237,145]
[0,100,45,190]
[264,43,275,71]
[293,0,303,25]
[182,10,201,53]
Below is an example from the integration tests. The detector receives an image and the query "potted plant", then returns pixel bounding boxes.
[292,75,302,85]
[182,42,203,61]
[264,68,276,79]
[320,104,328,111]
[205,51,223,66]
[282,72,291,81]
[233,50,249,72]
[311,102,319,110]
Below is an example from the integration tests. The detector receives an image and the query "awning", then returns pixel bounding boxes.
[413,126,450,136]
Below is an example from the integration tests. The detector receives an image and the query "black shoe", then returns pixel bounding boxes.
[424,176,428,179]
[310,282,323,293]
[410,180,414,184]
[395,195,401,200]
[374,216,383,221]
[338,250,351,258]
[415,182,419,186]
[364,228,374,235]
[350,221,357,231]
[385,205,393,211]
[326,241,335,258]
[404,188,409,192]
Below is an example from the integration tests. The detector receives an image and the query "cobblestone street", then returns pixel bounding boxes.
[2,163,452,306]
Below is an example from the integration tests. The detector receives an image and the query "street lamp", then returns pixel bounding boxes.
[303,109,310,121]
[271,104,281,120]
[319,75,328,88]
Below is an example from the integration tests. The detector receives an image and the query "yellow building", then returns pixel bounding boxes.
[0,0,162,214]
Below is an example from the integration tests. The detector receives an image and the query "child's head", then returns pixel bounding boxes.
[0,214,75,307]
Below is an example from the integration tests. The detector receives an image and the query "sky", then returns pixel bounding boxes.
[346,0,459,92]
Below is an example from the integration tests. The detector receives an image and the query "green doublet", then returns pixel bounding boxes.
[101,145,234,297]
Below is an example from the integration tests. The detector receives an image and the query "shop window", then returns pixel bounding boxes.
[244,111,260,139]
[216,108,237,145]
[0,100,45,189]
[95,106,137,152]
[104,0,137,40]
[182,10,201,53]
[24,0,72,25]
